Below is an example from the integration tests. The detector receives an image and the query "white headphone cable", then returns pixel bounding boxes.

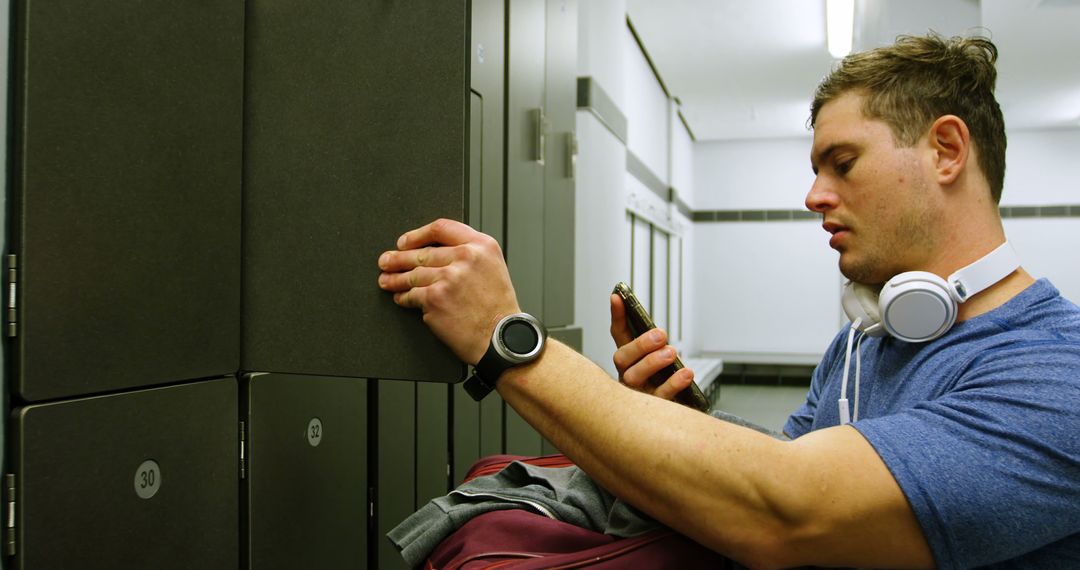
[853,329,865,422]
[838,317,862,425]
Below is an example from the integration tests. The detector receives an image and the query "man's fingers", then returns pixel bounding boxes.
[620,345,677,389]
[392,289,425,310]
[378,266,442,293]
[396,218,476,250]
[613,328,667,374]
[653,367,696,401]
[378,246,453,272]
[609,294,634,347]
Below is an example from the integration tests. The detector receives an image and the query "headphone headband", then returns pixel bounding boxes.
[947,241,1020,303]
[843,241,1020,343]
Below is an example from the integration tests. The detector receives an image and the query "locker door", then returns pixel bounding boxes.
[10,0,244,401]
[542,0,580,329]
[243,374,367,570]
[10,378,238,570]
[242,0,470,383]
[504,0,548,457]
[376,380,415,570]
[455,0,508,478]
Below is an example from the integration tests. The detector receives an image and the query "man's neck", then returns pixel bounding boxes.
[956,267,1036,322]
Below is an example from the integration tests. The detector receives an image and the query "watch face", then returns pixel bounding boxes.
[502,320,539,356]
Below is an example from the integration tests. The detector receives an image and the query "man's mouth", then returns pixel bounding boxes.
[823,221,850,249]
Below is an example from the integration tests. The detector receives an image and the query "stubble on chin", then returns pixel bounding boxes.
[839,203,941,286]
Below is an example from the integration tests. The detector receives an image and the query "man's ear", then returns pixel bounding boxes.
[928,115,970,186]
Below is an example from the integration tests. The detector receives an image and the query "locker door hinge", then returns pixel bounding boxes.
[6,255,17,338]
[5,474,15,557]
[239,421,247,480]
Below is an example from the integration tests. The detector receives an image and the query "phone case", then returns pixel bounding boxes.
[613,282,710,412]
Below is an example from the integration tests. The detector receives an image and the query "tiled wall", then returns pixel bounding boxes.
[693,205,1080,223]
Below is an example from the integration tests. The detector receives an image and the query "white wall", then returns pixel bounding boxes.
[1006,218,1080,302]
[1002,128,1080,303]
[670,106,694,204]
[690,136,840,361]
[691,222,842,359]
[574,113,629,377]
[623,26,669,182]
[1001,129,1080,205]
[577,0,627,110]
[694,137,814,210]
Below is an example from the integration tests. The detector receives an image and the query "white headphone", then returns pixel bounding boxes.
[841,241,1020,343]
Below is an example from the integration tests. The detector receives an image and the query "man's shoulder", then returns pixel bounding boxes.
[978,277,1080,341]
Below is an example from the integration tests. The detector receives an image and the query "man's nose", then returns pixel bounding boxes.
[805,177,837,213]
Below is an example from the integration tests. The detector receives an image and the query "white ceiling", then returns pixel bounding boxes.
[625,0,1080,141]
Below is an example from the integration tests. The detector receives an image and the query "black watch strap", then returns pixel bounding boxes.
[463,343,506,401]
[462,313,546,402]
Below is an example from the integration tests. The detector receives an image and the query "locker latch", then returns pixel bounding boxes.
[239,421,247,480]
[532,108,549,165]
[5,473,15,557]
[6,255,17,338]
[566,132,578,179]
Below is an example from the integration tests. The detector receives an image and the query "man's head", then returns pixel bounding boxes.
[810,34,1006,203]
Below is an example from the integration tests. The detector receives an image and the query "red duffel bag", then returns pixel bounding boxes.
[424,455,734,569]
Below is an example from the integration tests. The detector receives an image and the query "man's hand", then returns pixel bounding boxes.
[377,218,521,365]
[609,293,695,401]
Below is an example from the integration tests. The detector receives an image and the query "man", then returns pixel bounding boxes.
[378,34,1079,568]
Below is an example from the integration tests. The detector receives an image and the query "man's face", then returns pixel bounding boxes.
[806,92,942,285]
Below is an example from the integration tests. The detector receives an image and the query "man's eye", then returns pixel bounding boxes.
[835,159,854,175]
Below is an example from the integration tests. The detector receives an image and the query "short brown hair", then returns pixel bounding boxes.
[810,34,1007,203]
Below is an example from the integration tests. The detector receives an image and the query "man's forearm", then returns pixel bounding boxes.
[495,340,801,565]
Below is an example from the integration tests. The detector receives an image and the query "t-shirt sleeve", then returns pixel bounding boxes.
[784,329,847,438]
[853,341,1080,569]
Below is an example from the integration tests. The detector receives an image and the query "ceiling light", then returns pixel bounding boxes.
[826,0,854,59]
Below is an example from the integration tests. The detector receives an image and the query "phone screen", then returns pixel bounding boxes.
[613,282,710,412]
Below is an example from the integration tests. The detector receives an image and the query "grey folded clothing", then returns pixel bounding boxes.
[386,460,659,568]
[710,409,791,441]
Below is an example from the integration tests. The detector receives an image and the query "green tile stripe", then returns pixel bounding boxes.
[998,205,1080,218]
[692,209,818,222]
[692,205,1080,223]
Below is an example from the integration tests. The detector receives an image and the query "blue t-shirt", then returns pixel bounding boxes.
[784,279,1080,569]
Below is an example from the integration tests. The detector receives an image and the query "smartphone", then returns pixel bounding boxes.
[612,282,710,412]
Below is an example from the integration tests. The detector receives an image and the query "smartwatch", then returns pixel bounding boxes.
[463,312,547,401]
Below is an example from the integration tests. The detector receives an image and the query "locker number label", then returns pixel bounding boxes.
[307,417,323,447]
[134,459,162,500]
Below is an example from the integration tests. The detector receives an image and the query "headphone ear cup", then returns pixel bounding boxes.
[841,281,886,336]
[878,271,957,342]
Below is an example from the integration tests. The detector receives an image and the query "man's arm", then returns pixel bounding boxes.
[377,219,933,569]
[497,342,931,568]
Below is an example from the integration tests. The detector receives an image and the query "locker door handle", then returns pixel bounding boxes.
[566,132,577,179]
[532,108,549,165]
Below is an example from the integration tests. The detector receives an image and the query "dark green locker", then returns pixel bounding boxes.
[452,383,483,485]
[9,0,244,402]
[242,374,367,570]
[242,0,470,384]
[416,383,451,506]
[9,378,238,570]
[376,380,416,570]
